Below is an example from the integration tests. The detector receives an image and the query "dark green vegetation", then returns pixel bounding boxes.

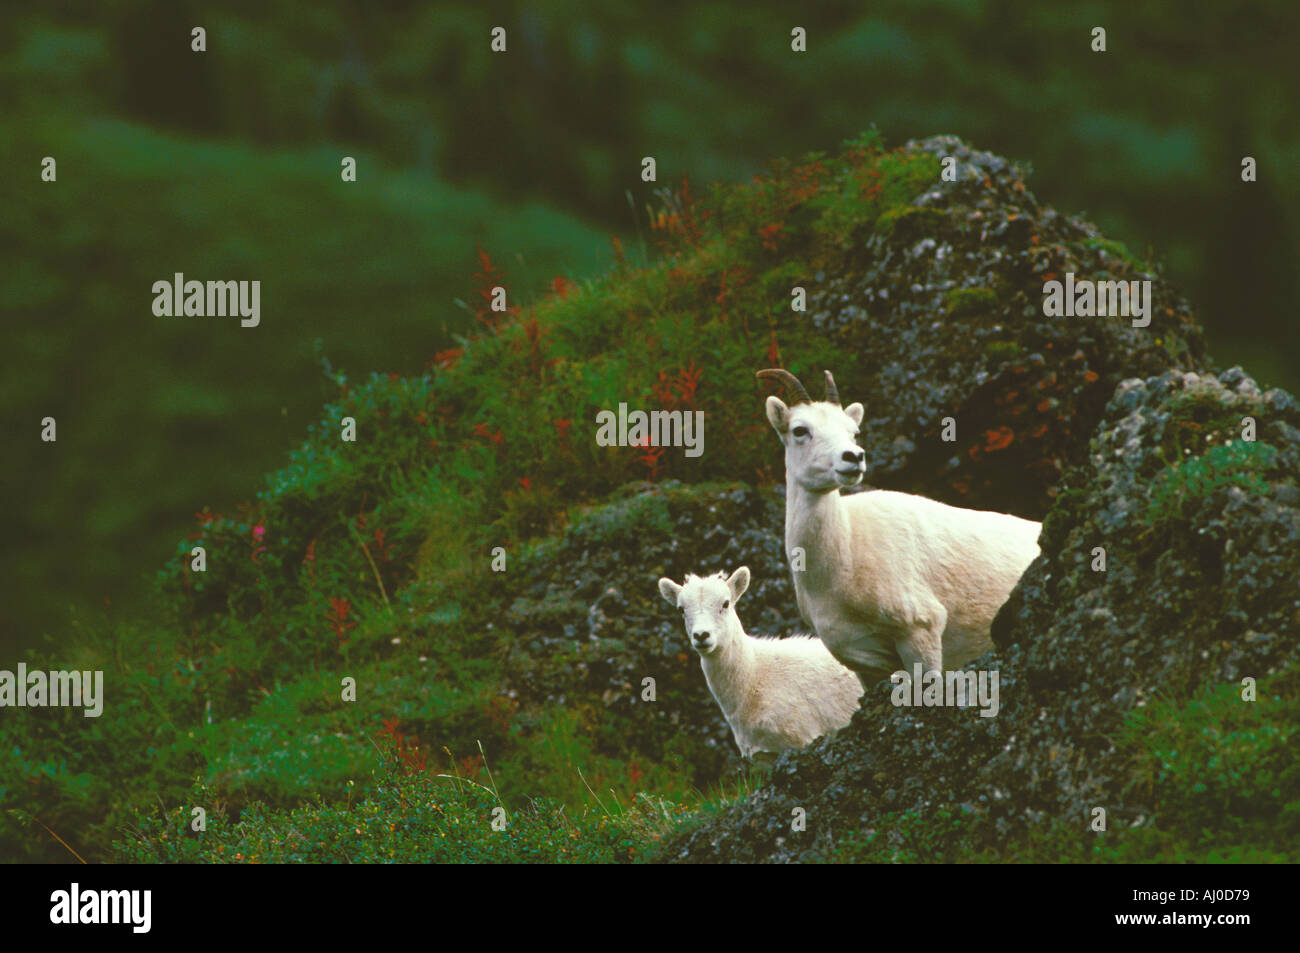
[7,0,1300,647]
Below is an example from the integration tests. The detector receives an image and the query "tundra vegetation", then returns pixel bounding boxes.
[3,131,1293,864]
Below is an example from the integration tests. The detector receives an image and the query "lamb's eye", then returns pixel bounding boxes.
[722,600,729,609]
[792,426,809,438]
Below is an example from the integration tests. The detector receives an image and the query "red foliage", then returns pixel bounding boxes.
[676,360,703,407]
[326,596,356,644]
[472,423,505,448]
[715,268,730,321]
[431,348,463,371]
[859,166,883,202]
[303,538,317,584]
[649,176,710,252]
[632,436,666,481]
[471,246,518,330]
[486,696,519,733]
[372,528,393,563]
[982,426,1016,452]
[652,369,676,408]
[377,718,429,776]
[766,330,782,368]
[758,221,784,252]
[515,316,557,378]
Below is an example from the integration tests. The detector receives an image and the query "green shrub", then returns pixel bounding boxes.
[1145,441,1277,526]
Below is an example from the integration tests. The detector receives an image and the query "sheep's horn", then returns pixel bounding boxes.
[755,368,811,405]
[824,370,840,406]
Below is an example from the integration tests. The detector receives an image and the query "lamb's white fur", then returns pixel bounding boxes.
[657,567,861,759]
[758,368,1042,689]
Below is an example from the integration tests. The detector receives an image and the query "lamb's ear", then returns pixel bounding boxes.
[765,396,790,435]
[726,566,751,602]
[844,402,865,426]
[658,577,682,607]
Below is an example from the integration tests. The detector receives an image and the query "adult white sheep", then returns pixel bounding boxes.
[756,367,1041,689]
[658,567,861,760]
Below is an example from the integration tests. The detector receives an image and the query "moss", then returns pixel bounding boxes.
[1082,236,1148,271]
[983,340,1022,362]
[944,285,998,318]
[875,204,949,241]
[1161,386,1264,457]
[806,145,938,250]
[1144,440,1278,527]
[567,487,674,546]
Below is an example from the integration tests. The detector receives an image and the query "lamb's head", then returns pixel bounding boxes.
[757,368,866,493]
[657,567,750,656]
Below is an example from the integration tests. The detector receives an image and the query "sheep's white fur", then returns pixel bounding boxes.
[759,368,1042,688]
[657,567,862,759]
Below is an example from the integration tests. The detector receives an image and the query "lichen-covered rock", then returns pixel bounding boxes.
[660,367,1298,863]
[817,135,1210,519]
[486,135,1226,828]
[484,481,801,785]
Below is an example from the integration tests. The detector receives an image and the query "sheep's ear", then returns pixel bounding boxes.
[765,396,790,435]
[844,402,865,426]
[658,577,682,607]
[726,566,751,602]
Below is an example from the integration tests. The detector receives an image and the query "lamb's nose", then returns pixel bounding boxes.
[693,631,710,644]
[842,449,865,465]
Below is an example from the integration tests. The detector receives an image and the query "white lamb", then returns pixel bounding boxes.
[657,567,862,760]
[756,367,1042,689]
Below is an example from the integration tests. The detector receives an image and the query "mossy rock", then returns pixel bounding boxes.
[945,285,999,319]
[875,204,949,241]
[1083,236,1148,271]
[983,339,1022,363]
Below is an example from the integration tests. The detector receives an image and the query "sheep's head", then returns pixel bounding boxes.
[657,567,750,656]
[757,368,866,493]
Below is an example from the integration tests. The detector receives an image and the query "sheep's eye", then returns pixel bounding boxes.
[722,600,729,609]
[792,426,809,438]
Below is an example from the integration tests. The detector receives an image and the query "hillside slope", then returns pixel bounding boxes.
[8,130,1268,865]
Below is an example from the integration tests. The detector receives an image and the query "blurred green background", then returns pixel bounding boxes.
[3,0,1297,657]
